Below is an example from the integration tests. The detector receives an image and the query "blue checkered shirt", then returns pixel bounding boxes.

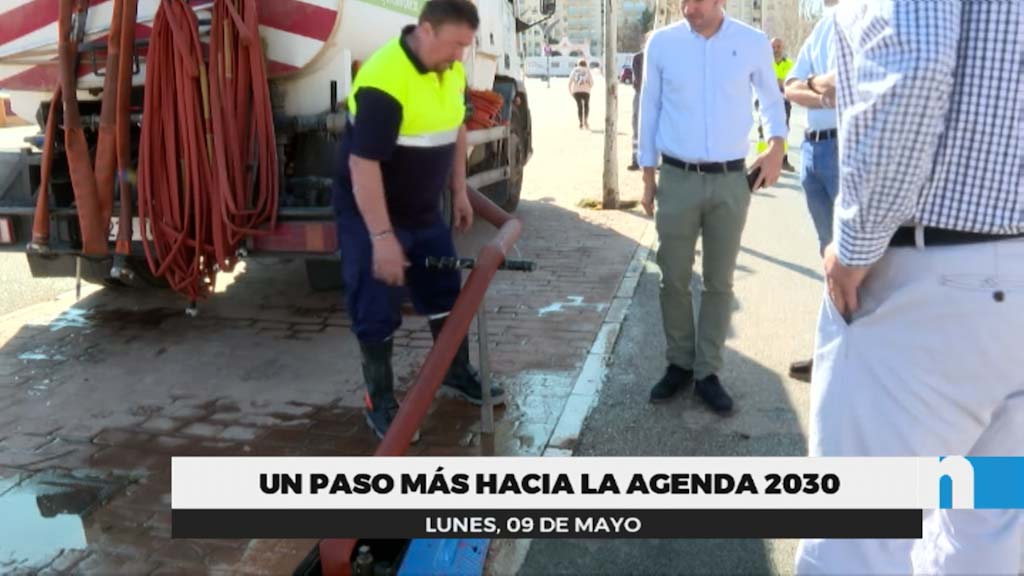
[833,0,1024,266]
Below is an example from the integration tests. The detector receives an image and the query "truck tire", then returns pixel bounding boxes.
[480,104,525,213]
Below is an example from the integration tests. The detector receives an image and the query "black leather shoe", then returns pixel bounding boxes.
[695,374,734,414]
[788,358,813,383]
[650,365,694,403]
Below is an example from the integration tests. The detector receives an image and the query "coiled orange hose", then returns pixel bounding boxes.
[137,0,277,300]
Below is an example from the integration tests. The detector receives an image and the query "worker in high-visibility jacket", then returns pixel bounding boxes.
[333,0,506,441]
[771,37,796,172]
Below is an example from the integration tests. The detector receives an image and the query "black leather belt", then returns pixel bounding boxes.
[889,227,1024,247]
[805,128,837,142]
[663,155,746,174]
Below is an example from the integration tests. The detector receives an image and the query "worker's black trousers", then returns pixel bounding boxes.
[336,210,460,343]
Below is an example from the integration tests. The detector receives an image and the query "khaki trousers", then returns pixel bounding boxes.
[655,165,751,379]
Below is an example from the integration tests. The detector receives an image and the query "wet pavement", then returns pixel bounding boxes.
[0,77,652,573]
[0,77,825,574]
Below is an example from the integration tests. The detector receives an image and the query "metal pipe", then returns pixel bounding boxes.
[81,112,142,130]
[274,112,346,135]
[477,295,494,434]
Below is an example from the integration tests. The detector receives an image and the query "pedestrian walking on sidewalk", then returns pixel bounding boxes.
[782,8,839,383]
[795,1,1024,573]
[568,59,593,129]
[628,44,646,171]
[334,0,506,441]
[637,0,787,414]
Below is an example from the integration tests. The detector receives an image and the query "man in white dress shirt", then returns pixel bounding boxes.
[638,0,786,413]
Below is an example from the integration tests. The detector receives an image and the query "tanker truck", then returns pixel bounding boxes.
[0,0,551,294]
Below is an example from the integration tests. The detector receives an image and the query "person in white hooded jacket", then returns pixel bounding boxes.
[568,59,594,129]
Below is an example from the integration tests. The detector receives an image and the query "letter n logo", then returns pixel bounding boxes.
[936,456,975,509]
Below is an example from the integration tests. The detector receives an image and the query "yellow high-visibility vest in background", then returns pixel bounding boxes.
[756,57,794,154]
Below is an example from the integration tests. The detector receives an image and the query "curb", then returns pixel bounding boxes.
[485,220,657,575]
[542,220,656,457]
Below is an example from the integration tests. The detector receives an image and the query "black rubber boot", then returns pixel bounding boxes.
[428,317,507,405]
[359,340,418,441]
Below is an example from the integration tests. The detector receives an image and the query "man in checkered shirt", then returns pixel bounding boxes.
[795,1,1024,574]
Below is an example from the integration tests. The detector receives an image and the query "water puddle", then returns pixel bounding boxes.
[17,350,67,361]
[34,308,92,332]
[28,307,187,334]
[0,472,132,571]
[88,308,181,328]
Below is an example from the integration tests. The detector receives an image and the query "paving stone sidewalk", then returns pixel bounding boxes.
[0,77,649,574]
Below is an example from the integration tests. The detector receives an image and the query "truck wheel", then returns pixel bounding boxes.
[480,105,525,213]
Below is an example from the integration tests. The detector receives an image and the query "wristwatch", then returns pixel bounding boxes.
[807,74,822,94]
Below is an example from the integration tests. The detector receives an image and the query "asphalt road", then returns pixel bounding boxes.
[0,126,78,318]
[0,253,77,318]
[521,101,822,574]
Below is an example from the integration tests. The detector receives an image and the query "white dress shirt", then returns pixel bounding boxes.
[637,16,787,167]
[833,0,1023,266]
[787,11,838,132]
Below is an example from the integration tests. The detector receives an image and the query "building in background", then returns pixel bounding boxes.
[519,0,567,57]
[564,0,603,57]
[759,0,817,58]
[521,0,653,59]
[522,0,820,67]
[654,0,815,54]
[728,0,764,28]
[618,0,652,52]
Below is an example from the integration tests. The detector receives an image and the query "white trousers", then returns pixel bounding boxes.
[795,238,1024,575]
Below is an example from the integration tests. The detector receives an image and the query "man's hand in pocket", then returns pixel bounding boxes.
[823,243,871,321]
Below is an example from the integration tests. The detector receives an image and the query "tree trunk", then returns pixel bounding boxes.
[602,0,619,209]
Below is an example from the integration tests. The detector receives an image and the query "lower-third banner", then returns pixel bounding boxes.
[171,508,922,539]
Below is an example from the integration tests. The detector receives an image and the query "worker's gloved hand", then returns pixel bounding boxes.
[453,191,474,233]
[372,234,409,286]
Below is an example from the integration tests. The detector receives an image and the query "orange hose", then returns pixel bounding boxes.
[94,0,124,228]
[114,0,138,256]
[468,89,505,130]
[59,0,108,256]
[137,0,277,300]
[30,85,61,247]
